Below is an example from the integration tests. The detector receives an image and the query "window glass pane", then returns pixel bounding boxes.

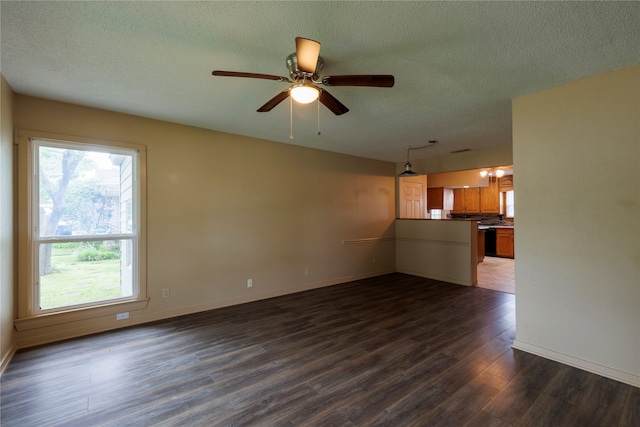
[32,138,141,314]
[38,145,131,237]
[506,190,514,217]
[38,240,133,310]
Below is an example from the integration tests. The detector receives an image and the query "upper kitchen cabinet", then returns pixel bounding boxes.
[499,175,514,191]
[452,187,480,213]
[466,188,480,212]
[452,188,465,212]
[480,177,500,213]
[452,179,498,214]
[427,187,454,210]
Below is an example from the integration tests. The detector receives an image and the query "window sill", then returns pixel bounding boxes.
[14,298,149,332]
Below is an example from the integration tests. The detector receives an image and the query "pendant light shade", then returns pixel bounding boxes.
[399,161,419,177]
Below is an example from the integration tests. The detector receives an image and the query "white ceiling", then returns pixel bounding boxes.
[1,1,639,163]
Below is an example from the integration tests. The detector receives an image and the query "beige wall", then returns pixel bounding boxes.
[13,95,397,347]
[512,64,640,387]
[0,74,16,372]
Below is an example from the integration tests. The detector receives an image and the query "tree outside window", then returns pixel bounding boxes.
[34,139,139,311]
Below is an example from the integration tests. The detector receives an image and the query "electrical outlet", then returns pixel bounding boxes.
[162,288,170,298]
[116,312,129,320]
[304,267,310,276]
[247,279,253,288]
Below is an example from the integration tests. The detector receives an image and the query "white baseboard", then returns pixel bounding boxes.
[0,344,17,376]
[512,339,639,388]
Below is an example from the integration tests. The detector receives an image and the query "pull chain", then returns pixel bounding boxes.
[289,96,294,139]
[317,97,321,135]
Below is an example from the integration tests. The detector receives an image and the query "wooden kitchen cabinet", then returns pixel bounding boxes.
[478,229,485,263]
[452,187,480,213]
[465,188,480,212]
[452,188,465,212]
[496,228,514,258]
[452,179,498,214]
[427,187,454,210]
[499,175,514,191]
[480,177,500,213]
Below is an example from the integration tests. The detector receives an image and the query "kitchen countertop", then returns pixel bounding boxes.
[398,219,515,229]
[478,225,514,230]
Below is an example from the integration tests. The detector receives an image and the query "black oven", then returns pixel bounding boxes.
[484,228,497,256]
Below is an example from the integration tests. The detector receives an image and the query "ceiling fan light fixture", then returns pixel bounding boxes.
[290,84,319,104]
[479,168,505,178]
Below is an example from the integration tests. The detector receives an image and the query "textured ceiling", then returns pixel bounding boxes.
[1,1,639,162]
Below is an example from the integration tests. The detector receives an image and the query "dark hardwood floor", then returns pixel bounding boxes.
[1,273,638,426]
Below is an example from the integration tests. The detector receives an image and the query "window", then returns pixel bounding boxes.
[500,190,514,218]
[17,133,147,324]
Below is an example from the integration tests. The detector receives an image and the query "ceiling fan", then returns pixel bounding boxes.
[212,37,394,116]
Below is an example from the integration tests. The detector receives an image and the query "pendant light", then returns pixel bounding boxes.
[398,141,438,177]
[399,146,419,177]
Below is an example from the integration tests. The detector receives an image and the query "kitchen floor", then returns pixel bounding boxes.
[477,256,515,294]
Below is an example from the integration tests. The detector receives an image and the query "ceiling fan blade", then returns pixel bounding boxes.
[319,89,349,115]
[212,70,289,82]
[322,75,395,87]
[295,37,321,74]
[257,90,290,112]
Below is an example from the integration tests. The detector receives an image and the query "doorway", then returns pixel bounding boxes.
[477,256,514,294]
[398,175,427,218]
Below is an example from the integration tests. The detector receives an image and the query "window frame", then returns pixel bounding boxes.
[16,130,148,331]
